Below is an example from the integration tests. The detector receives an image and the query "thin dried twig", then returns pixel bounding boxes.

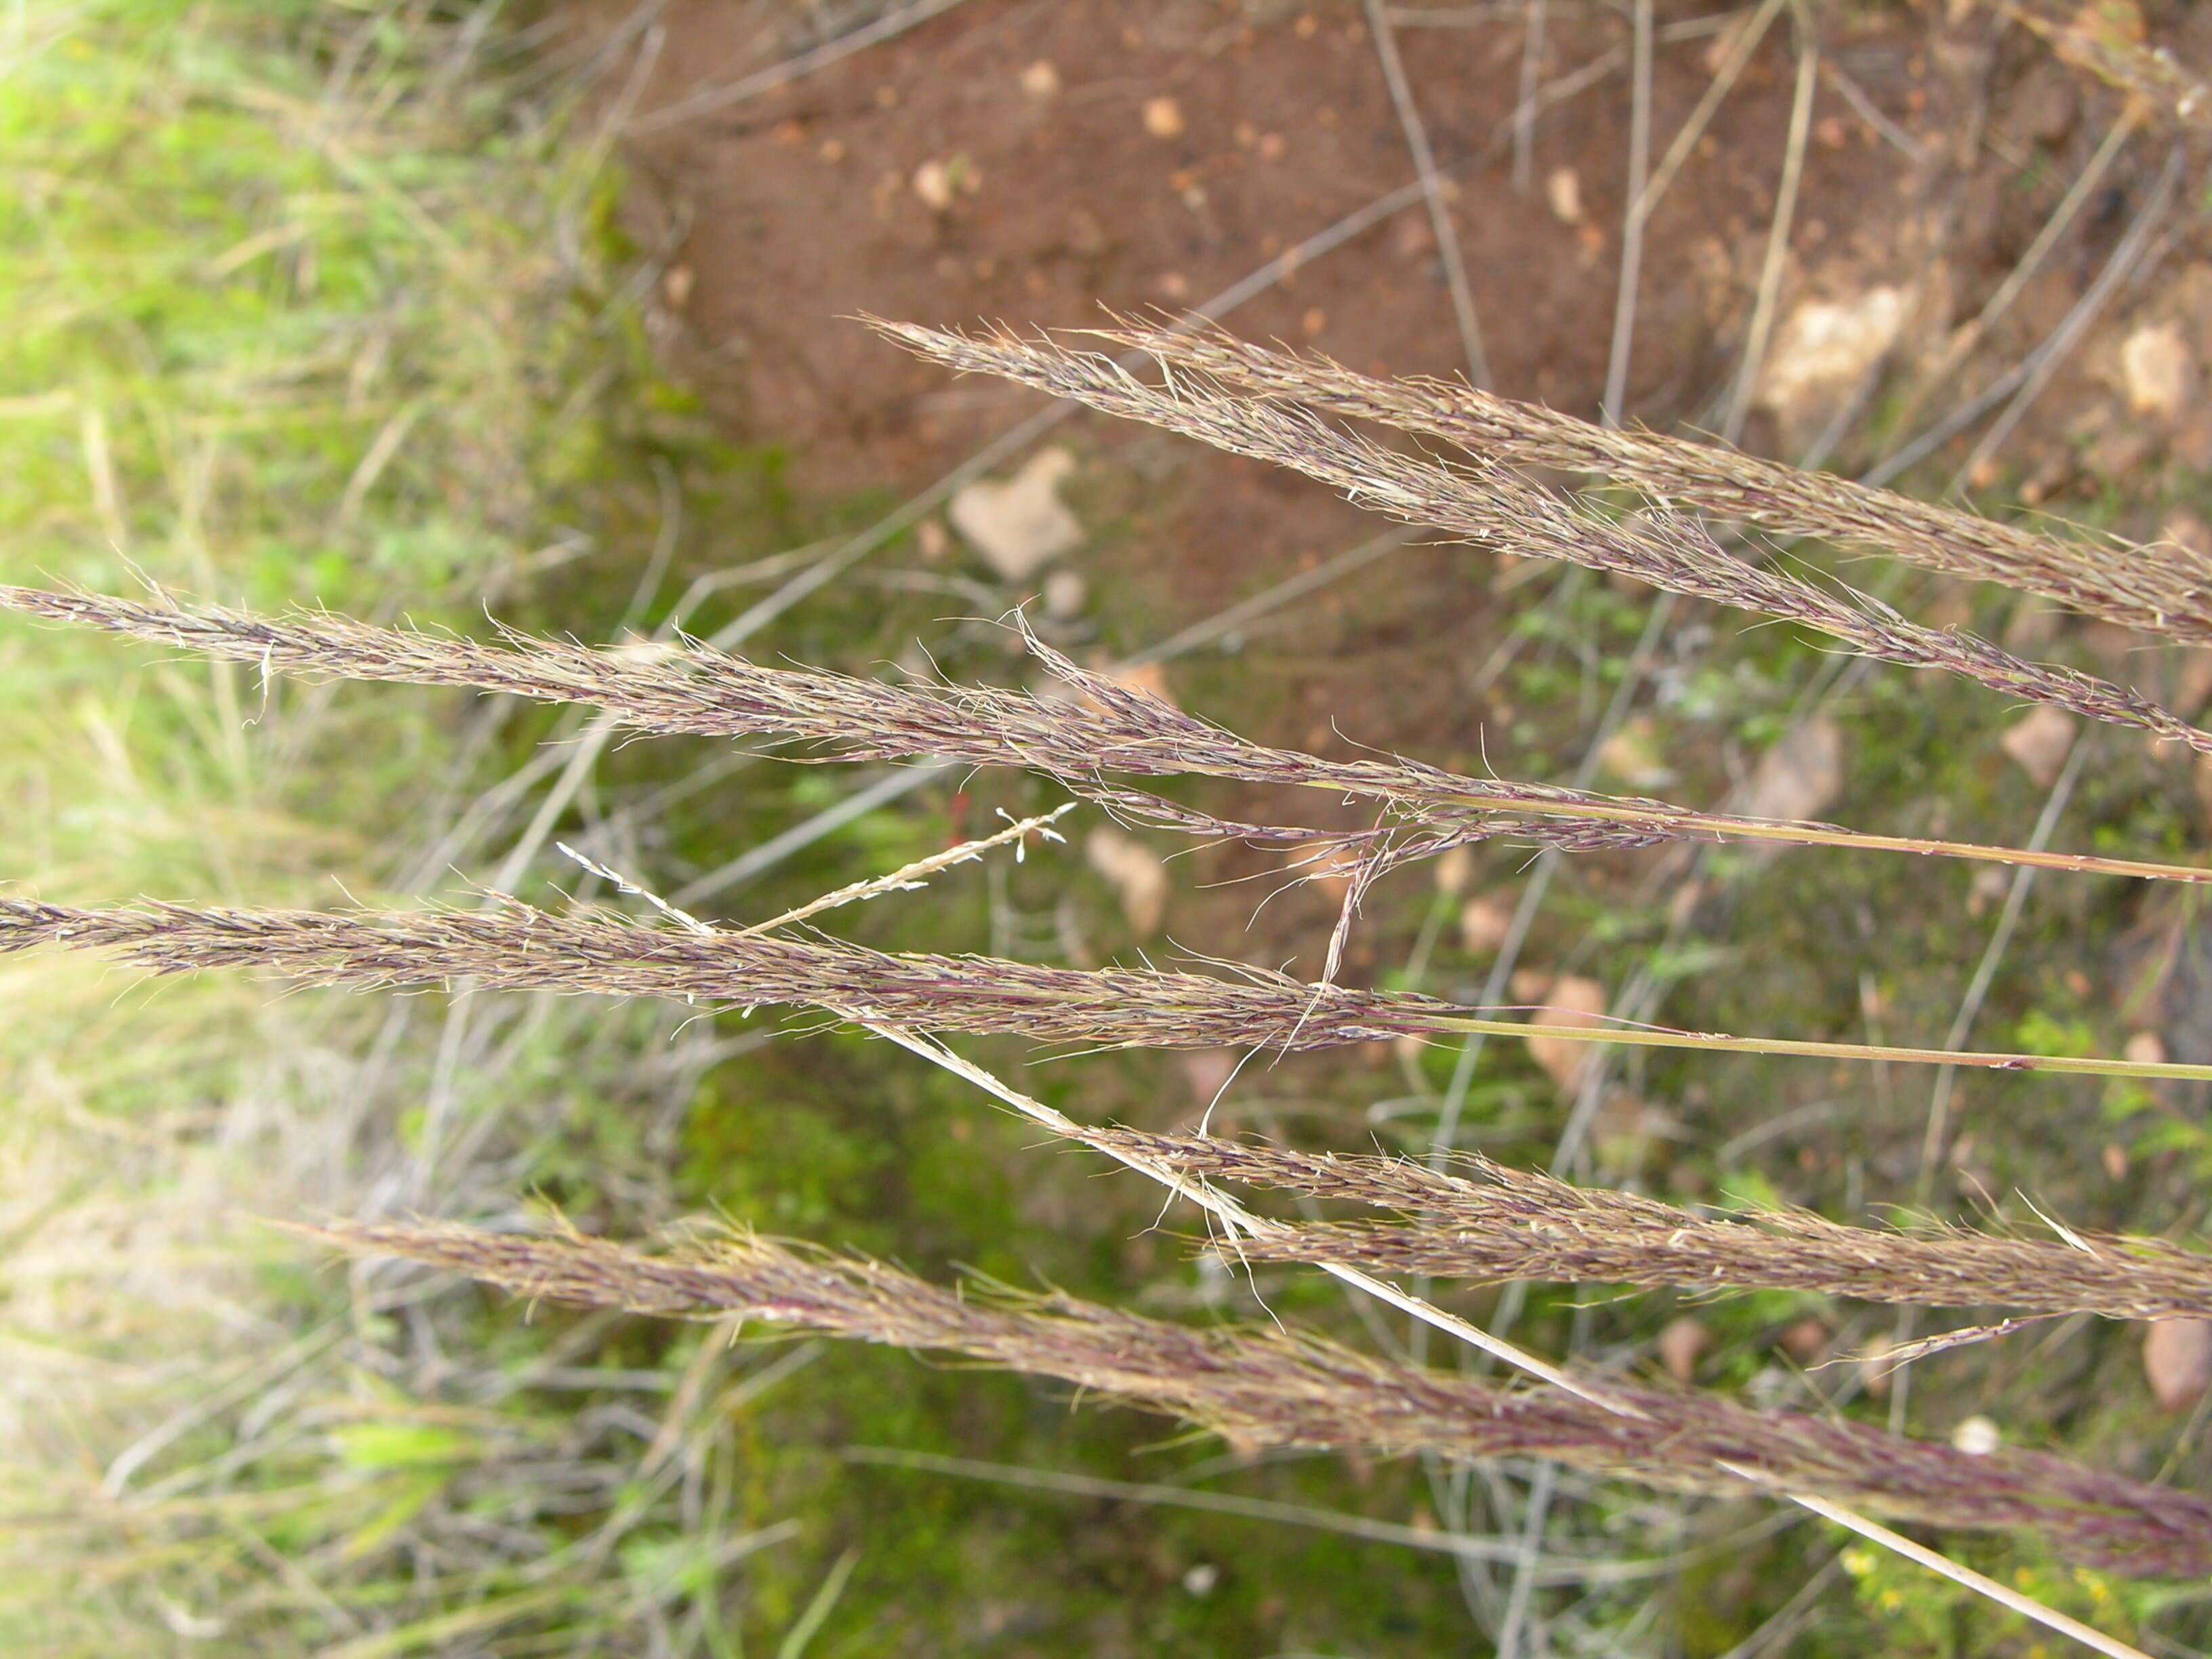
[303,1216,2212,1581]
[626,0,977,133]
[733,804,1073,937]
[1719,1,1818,447]
[11,583,2209,884]
[1947,144,2184,497]
[1604,0,1788,424]
[1363,0,1490,388]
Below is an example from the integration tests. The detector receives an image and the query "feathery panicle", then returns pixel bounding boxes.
[1089,1131,2212,1321]
[1082,316,2212,648]
[309,1216,2212,1578]
[872,317,2212,752]
[14,894,2212,1083]
[5,583,2211,886]
[0,893,1473,1048]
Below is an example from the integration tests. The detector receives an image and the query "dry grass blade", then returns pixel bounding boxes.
[14,894,2212,1084]
[1111,1133,2212,1321]
[732,803,1075,937]
[301,1217,2212,1580]
[7,585,2211,887]
[1071,318,2212,651]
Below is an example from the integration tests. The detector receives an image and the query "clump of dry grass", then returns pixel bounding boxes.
[872,317,2212,743]
[1088,1131,2212,1322]
[17,252,2212,1636]
[7,583,2210,888]
[308,1216,2212,1580]
[11,892,2212,1085]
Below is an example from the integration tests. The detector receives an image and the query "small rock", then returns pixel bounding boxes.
[1143,96,1185,139]
[2104,1143,2131,1181]
[950,447,1084,581]
[2122,322,2193,424]
[1018,60,1061,100]
[1739,715,1846,827]
[912,158,956,211]
[2144,1319,2212,1412]
[1950,1414,2001,1456]
[661,264,694,308]
[1544,165,1584,225]
[1658,1315,1712,1384]
[2126,1030,2168,1067]
[916,518,949,562]
[1458,895,1513,955]
[1086,827,1168,937]
[1181,1563,1218,1597]
[2000,705,2078,789]
[1042,569,1087,619]
[1755,287,1908,443]
[1525,974,1608,1093]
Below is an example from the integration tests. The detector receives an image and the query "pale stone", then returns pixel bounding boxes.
[949,447,1084,581]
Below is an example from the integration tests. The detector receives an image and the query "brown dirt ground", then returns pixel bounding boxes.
[571,0,1944,492]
